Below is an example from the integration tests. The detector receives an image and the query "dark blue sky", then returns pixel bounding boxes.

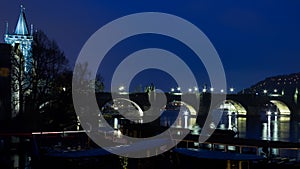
[1,1,300,92]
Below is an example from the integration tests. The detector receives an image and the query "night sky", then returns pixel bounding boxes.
[1,1,300,92]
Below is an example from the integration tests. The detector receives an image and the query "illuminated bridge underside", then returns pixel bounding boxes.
[162,101,198,129]
[180,101,198,116]
[112,98,144,117]
[220,100,247,116]
[179,101,198,127]
[104,98,291,126]
[270,100,291,115]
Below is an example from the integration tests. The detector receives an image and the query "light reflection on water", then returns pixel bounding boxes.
[236,114,295,142]
[159,108,300,143]
[160,109,298,143]
[160,109,300,160]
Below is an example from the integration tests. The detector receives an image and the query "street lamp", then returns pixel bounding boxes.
[119,86,125,91]
[230,87,234,93]
[194,87,198,92]
[263,89,268,95]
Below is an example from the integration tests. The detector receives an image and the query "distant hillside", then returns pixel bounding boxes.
[240,72,300,96]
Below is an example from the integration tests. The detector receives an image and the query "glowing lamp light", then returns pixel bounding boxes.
[118,86,125,91]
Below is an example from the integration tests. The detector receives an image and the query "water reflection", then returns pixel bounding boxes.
[209,108,300,159]
[261,113,290,142]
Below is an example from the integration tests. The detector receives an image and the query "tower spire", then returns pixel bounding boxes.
[30,24,33,36]
[5,21,9,34]
[14,4,29,35]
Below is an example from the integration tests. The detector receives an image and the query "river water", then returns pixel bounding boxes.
[160,108,300,160]
[237,114,298,143]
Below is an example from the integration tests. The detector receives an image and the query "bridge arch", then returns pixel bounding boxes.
[101,97,144,117]
[160,101,198,129]
[216,100,247,116]
[179,101,198,116]
[269,100,291,115]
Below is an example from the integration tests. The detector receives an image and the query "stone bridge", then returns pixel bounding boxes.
[96,91,300,119]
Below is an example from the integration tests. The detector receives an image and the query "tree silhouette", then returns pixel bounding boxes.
[10,29,105,131]
[11,30,69,130]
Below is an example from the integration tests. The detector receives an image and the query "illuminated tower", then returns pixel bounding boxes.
[5,5,33,72]
[4,5,33,116]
